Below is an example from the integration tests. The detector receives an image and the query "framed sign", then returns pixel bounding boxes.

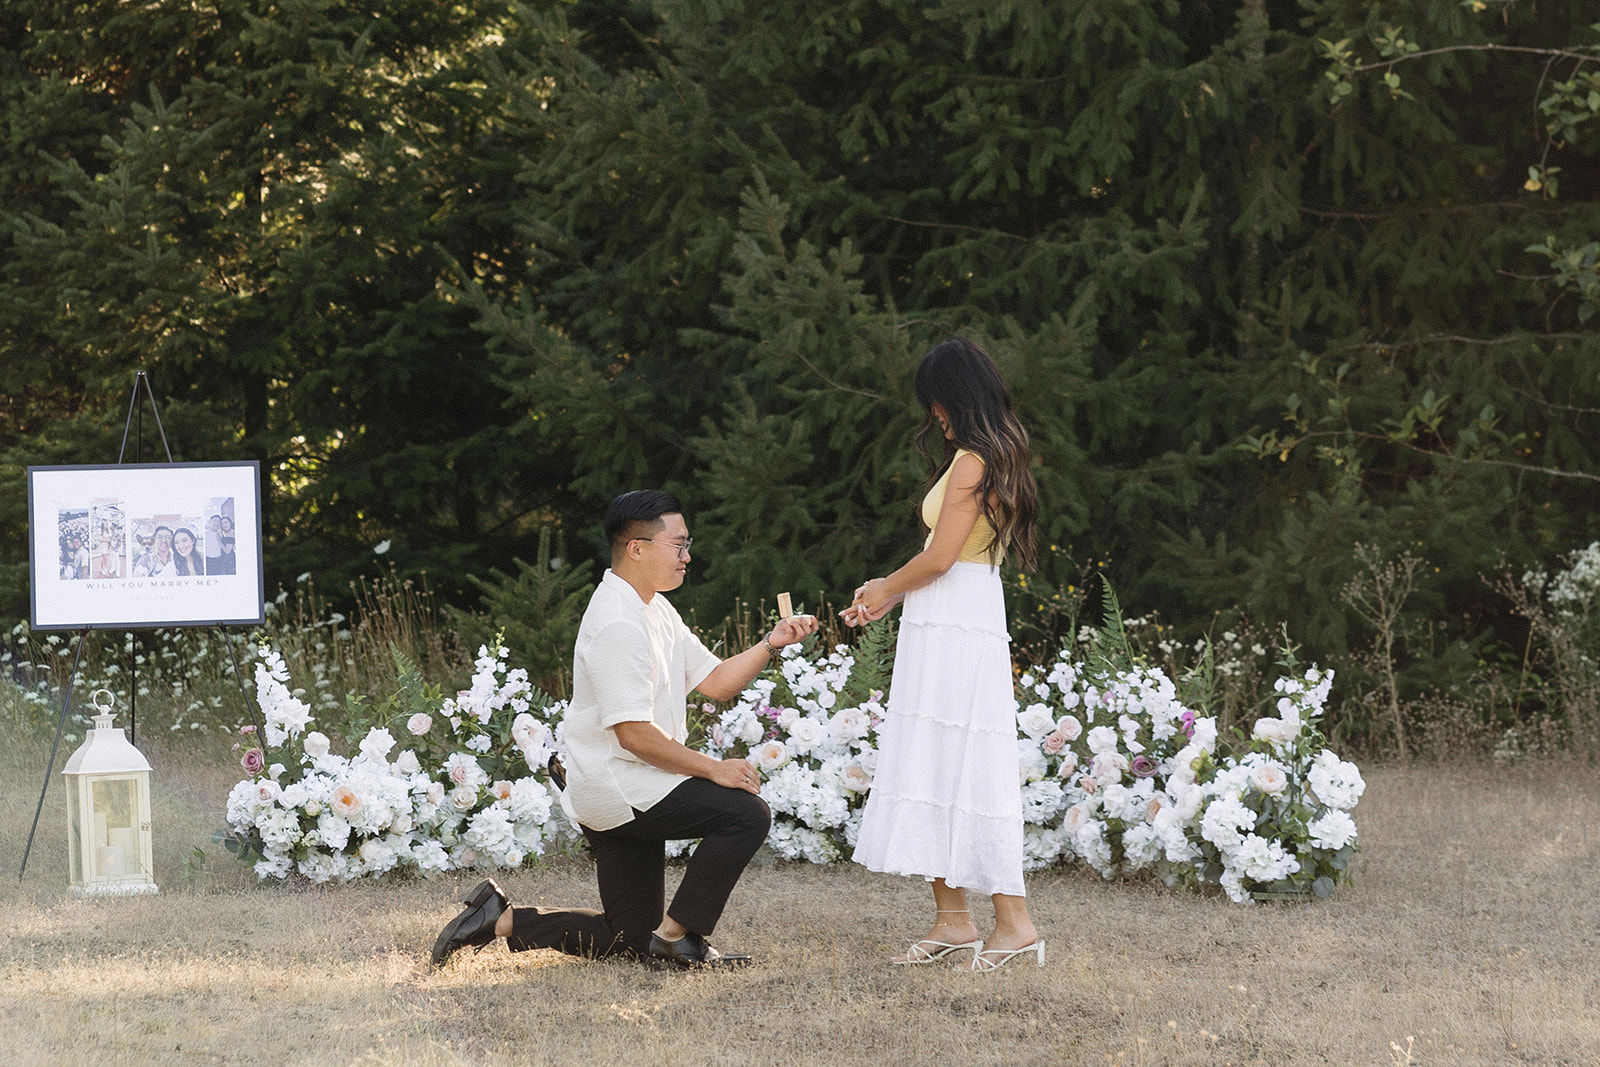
[28,462,266,630]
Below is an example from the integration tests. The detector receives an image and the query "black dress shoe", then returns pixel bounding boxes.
[647,930,752,969]
[430,877,509,969]
[547,754,567,791]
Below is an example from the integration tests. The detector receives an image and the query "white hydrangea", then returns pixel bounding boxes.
[1306,750,1366,810]
[1307,809,1359,851]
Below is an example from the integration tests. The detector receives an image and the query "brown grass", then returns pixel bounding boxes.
[3,741,1598,1066]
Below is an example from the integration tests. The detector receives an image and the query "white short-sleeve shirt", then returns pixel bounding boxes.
[560,569,722,830]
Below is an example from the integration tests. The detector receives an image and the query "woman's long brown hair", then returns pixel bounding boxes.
[913,338,1039,571]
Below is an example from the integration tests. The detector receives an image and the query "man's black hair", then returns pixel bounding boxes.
[603,489,683,549]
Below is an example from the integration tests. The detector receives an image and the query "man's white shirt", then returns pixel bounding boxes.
[560,569,721,830]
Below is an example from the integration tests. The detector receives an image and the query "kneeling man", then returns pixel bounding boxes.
[432,490,817,968]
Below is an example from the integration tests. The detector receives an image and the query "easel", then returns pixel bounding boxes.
[18,372,266,881]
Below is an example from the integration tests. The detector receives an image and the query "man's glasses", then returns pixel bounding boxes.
[634,537,693,559]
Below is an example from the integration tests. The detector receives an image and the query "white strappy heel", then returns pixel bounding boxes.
[891,937,986,965]
[891,908,982,966]
[967,940,1046,972]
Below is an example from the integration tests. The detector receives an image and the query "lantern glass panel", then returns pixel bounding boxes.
[91,778,139,878]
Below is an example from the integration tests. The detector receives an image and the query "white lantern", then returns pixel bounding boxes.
[62,690,158,895]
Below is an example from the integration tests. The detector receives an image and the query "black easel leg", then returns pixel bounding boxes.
[129,629,138,748]
[220,626,266,740]
[18,630,91,881]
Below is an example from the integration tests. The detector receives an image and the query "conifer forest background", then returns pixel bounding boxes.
[3,1,1598,754]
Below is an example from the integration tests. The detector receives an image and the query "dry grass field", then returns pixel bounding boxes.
[3,740,1598,1066]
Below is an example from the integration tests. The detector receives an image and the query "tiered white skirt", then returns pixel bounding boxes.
[852,562,1025,897]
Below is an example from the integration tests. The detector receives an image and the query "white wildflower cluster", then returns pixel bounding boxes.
[1531,541,1600,615]
[226,644,574,882]
[254,648,314,747]
[702,644,883,863]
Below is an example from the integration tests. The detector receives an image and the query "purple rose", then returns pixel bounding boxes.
[1130,755,1159,779]
[240,747,266,776]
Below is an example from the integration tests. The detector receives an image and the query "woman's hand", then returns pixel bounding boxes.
[843,579,899,626]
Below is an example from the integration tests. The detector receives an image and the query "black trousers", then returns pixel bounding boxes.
[506,777,770,959]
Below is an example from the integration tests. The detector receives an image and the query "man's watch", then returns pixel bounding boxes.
[762,633,779,658]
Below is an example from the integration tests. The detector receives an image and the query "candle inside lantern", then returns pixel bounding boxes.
[98,844,127,877]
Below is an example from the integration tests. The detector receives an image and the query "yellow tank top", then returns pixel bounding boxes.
[921,448,999,564]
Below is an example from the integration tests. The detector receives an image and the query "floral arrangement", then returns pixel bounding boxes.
[699,634,889,864]
[1012,617,1365,902]
[220,605,1363,904]
[1012,649,1220,882]
[1192,666,1365,902]
[222,643,574,882]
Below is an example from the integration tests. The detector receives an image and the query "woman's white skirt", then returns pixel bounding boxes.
[852,562,1025,897]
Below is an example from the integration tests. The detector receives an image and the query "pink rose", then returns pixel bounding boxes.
[1130,755,1159,779]
[1042,731,1067,755]
[331,785,363,819]
[240,748,265,776]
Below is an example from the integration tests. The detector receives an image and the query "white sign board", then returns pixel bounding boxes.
[28,462,266,630]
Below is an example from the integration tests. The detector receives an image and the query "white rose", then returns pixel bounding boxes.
[787,717,826,754]
[303,731,331,758]
[407,713,433,736]
[1016,703,1056,740]
[1055,715,1083,742]
[359,727,396,762]
[841,763,873,793]
[1086,725,1119,755]
[1252,717,1296,745]
[1250,763,1289,795]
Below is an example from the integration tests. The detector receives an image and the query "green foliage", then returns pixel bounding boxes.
[447,528,596,697]
[0,0,563,613]
[3,0,1599,752]
[839,616,895,706]
[1085,575,1138,680]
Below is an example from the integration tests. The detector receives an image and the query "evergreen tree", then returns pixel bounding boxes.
[0,0,567,611]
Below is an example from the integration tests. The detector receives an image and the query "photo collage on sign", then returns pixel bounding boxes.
[58,497,236,583]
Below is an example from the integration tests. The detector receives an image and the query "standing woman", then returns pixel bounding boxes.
[844,337,1042,971]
